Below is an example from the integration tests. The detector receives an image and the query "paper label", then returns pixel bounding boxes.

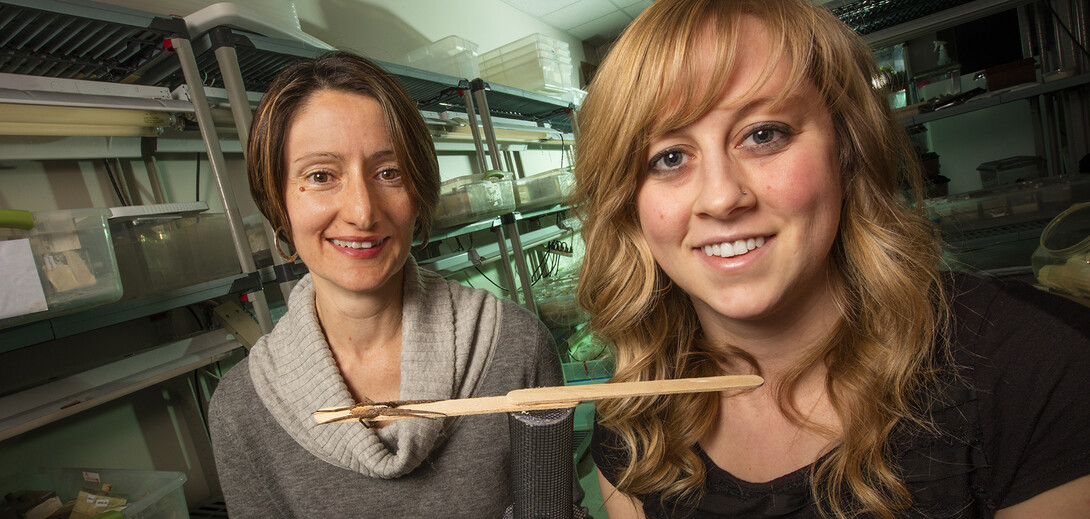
[0,239,48,319]
[82,471,101,482]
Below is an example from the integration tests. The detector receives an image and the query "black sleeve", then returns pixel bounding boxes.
[951,275,1090,509]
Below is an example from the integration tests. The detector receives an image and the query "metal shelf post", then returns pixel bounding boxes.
[170,35,273,334]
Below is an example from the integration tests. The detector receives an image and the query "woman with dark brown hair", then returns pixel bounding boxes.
[208,52,561,517]
[574,0,1090,517]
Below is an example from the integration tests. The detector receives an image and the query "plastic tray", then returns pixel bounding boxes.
[480,33,573,95]
[0,208,122,328]
[110,213,240,301]
[434,177,515,229]
[514,169,574,211]
[406,35,480,80]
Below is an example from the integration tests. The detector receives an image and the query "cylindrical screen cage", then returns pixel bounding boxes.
[506,408,580,519]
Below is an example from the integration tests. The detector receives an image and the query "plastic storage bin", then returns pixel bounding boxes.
[406,35,480,80]
[1032,202,1090,298]
[514,169,574,211]
[433,175,515,229]
[0,208,122,327]
[110,213,240,301]
[926,175,1090,230]
[0,467,187,519]
[977,156,1045,188]
[480,33,573,96]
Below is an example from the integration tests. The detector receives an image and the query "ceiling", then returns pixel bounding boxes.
[499,0,653,48]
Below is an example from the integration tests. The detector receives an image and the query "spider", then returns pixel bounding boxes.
[316,397,446,427]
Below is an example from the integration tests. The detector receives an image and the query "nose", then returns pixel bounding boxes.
[692,151,753,219]
[342,172,377,229]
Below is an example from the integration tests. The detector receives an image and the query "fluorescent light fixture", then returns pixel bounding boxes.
[0,103,171,137]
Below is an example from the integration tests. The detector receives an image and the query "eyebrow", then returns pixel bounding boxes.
[291,149,396,165]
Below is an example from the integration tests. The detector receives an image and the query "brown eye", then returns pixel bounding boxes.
[307,171,331,183]
[378,169,401,181]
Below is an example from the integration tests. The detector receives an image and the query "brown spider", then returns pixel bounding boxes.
[316,398,446,427]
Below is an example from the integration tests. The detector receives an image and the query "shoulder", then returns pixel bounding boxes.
[946,272,1090,359]
[943,273,1090,509]
[207,358,265,451]
[208,358,256,424]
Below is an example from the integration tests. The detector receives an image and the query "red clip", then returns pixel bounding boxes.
[163,38,175,52]
[239,293,249,302]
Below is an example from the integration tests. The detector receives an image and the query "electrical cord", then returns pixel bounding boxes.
[473,265,508,292]
[103,159,129,206]
[195,153,201,202]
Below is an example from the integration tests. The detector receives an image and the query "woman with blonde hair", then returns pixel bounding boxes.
[575,0,1090,517]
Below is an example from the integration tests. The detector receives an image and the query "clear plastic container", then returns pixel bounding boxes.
[110,213,240,300]
[1032,202,1090,298]
[0,467,188,519]
[433,176,515,229]
[514,169,574,211]
[0,208,122,328]
[926,175,1090,230]
[977,156,1045,188]
[480,33,573,95]
[406,35,480,79]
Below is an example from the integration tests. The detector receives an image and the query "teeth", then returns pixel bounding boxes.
[332,238,379,249]
[701,236,766,258]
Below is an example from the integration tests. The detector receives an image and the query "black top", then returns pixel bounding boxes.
[592,273,1090,518]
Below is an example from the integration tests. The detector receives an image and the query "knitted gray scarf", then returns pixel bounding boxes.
[248,259,501,478]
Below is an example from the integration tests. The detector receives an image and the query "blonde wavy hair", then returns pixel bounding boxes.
[573,0,949,517]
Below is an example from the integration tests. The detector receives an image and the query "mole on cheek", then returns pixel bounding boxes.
[299,186,306,192]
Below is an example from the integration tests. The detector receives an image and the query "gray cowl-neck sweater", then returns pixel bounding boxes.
[248,259,503,478]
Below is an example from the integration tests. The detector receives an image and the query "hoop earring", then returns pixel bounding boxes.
[274,226,298,262]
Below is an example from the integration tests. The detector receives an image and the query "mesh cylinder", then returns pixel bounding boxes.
[507,407,574,519]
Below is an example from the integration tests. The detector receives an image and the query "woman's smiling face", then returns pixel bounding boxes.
[636,17,843,332]
[282,89,416,298]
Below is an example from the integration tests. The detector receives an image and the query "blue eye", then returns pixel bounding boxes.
[750,129,776,145]
[741,124,792,149]
[648,148,689,174]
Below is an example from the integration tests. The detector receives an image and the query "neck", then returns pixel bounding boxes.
[699,276,842,383]
[312,268,406,356]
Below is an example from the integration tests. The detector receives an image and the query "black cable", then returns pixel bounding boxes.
[103,159,128,206]
[195,153,201,202]
[192,370,209,433]
[473,265,508,292]
[1045,0,1090,60]
[186,305,205,330]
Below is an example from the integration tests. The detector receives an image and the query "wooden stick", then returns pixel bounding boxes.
[312,375,762,425]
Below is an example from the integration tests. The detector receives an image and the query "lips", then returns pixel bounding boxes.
[700,236,766,258]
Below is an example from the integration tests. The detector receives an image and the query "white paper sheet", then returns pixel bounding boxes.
[0,239,48,320]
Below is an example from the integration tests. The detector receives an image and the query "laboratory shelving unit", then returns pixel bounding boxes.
[829,0,1090,276]
[0,0,580,446]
